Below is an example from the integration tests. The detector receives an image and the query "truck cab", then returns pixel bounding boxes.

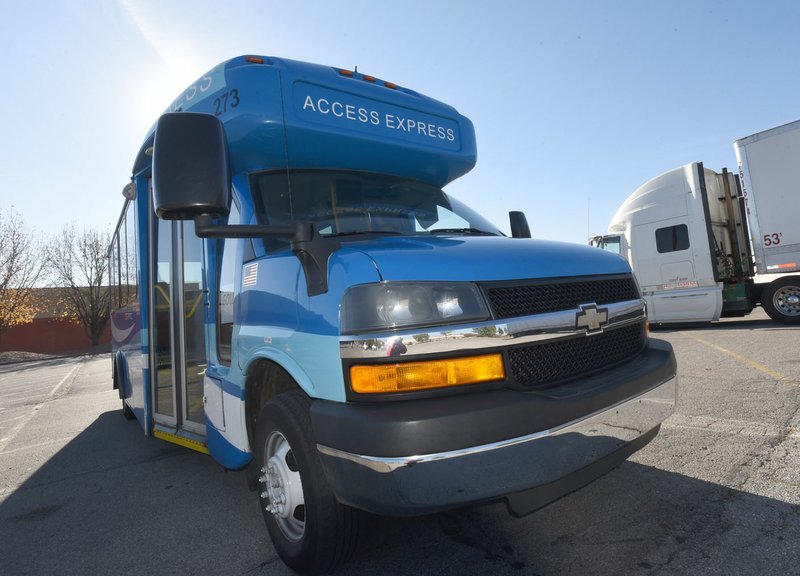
[601,162,753,324]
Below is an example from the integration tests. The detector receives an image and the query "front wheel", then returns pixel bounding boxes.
[254,391,362,574]
[762,277,800,325]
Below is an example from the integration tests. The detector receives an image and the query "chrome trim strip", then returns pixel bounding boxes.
[316,373,676,474]
[505,299,643,337]
[339,299,645,359]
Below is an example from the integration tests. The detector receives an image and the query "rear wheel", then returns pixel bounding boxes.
[122,400,136,420]
[254,391,362,574]
[113,359,136,420]
[762,277,800,324]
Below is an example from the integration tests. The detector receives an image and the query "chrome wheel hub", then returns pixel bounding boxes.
[774,285,800,317]
[260,431,305,542]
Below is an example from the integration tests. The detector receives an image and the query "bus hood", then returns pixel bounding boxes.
[345,236,631,282]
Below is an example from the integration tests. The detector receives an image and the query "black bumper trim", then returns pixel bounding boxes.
[311,338,676,457]
[504,425,660,517]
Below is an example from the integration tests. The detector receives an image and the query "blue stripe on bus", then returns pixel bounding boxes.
[205,372,245,400]
[206,425,251,470]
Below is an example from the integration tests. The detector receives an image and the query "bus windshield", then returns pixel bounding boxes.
[251,171,502,238]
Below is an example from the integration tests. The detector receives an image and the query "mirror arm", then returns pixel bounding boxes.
[194,214,340,296]
[194,213,296,238]
[290,223,341,297]
[509,211,531,239]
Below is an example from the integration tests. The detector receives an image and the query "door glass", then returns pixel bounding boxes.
[601,236,622,255]
[153,217,175,419]
[182,220,207,425]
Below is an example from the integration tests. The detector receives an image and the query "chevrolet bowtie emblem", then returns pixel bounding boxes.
[576,304,608,334]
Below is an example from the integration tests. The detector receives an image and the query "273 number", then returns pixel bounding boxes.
[214,89,240,116]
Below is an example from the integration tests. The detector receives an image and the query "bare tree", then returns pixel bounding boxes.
[47,225,111,346]
[0,208,45,340]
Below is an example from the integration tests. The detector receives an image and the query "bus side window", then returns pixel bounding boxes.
[218,203,240,365]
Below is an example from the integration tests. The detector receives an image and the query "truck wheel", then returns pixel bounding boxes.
[762,277,800,324]
[122,400,136,420]
[254,391,362,574]
[114,359,136,420]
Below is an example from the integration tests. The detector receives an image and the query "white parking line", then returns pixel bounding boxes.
[0,435,78,456]
[0,361,82,454]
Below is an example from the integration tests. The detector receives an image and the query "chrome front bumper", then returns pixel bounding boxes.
[316,374,677,516]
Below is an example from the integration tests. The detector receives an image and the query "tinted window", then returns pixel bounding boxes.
[251,171,502,242]
[110,198,140,311]
[655,224,689,253]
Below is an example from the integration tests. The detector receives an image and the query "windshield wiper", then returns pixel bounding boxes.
[428,227,497,236]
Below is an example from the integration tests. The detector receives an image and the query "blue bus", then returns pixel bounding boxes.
[109,55,677,573]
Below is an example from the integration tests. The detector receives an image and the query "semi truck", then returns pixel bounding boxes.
[110,55,677,574]
[591,120,800,325]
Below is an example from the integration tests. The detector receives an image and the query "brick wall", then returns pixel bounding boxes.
[0,318,110,354]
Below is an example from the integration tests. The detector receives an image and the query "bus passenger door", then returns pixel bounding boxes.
[151,214,207,440]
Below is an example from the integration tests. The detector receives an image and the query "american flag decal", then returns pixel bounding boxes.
[243,263,259,287]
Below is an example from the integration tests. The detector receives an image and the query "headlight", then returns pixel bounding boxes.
[341,282,490,333]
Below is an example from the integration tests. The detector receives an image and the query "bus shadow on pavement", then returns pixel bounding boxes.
[0,408,271,575]
[1,409,798,576]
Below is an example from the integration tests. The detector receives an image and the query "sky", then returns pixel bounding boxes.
[1,0,799,245]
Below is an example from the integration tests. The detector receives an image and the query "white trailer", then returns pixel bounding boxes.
[591,119,800,325]
[735,120,800,280]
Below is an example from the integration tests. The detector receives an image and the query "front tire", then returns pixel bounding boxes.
[254,391,362,574]
[762,277,800,324]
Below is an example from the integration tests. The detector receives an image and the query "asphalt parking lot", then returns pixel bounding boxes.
[0,308,798,575]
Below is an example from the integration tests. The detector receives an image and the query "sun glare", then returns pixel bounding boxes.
[121,0,205,130]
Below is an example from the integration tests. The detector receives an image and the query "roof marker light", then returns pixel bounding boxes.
[363,75,376,83]
[339,69,354,77]
[384,81,398,90]
[245,56,265,64]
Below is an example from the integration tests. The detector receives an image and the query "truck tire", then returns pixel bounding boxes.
[122,400,136,420]
[114,358,136,420]
[254,391,362,574]
[761,277,800,324]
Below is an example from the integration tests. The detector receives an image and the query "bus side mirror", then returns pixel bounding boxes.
[509,211,531,238]
[152,112,231,220]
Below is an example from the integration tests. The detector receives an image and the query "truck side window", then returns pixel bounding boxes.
[655,224,690,253]
[218,203,240,365]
